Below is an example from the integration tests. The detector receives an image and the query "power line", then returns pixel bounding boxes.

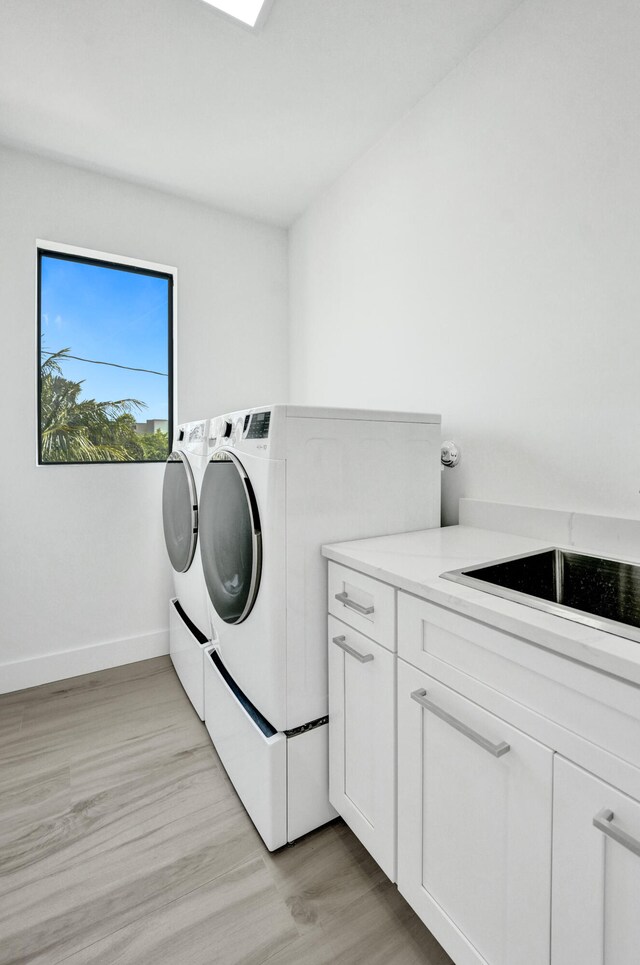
[41,350,168,378]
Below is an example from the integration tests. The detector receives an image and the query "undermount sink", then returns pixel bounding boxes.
[441,547,640,644]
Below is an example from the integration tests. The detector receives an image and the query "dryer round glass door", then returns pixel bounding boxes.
[199,451,262,625]
[162,451,198,573]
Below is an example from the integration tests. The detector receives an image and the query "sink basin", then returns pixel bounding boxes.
[441,548,640,644]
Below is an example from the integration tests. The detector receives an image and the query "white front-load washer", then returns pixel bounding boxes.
[198,404,442,849]
[162,419,212,719]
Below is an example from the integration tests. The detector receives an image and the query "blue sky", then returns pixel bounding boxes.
[40,255,171,421]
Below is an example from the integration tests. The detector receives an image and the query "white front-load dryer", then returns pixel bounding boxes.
[199,404,442,850]
[200,441,287,727]
[162,419,212,719]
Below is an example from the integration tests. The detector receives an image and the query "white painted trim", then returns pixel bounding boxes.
[0,628,169,694]
[35,239,178,462]
[36,238,177,277]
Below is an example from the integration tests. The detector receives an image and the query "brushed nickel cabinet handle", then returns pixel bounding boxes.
[593,808,640,858]
[334,591,374,616]
[410,689,511,758]
[332,635,374,663]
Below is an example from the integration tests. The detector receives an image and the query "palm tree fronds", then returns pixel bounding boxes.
[39,349,159,463]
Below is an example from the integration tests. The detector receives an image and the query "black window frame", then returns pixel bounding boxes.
[37,245,174,466]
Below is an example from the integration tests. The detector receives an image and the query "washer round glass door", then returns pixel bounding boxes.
[199,450,262,625]
[162,451,198,573]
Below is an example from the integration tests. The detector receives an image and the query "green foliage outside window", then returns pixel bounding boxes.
[40,348,169,463]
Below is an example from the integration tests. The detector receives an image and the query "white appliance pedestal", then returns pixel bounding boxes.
[203,646,337,851]
[169,598,211,721]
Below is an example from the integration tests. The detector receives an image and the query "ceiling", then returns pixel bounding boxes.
[0,0,522,226]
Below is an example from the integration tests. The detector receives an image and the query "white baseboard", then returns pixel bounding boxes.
[0,629,170,695]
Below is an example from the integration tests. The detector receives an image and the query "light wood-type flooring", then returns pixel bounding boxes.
[0,656,453,965]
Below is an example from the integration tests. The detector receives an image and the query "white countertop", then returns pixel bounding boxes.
[322,526,640,688]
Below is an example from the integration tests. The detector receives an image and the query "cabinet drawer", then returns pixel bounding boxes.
[397,659,552,965]
[328,616,396,880]
[328,561,396,650]
[398,591,640,778]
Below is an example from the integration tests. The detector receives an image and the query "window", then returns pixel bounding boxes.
[37,243,174,465]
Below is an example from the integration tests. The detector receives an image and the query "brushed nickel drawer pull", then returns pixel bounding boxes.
[332,635,374,663]
[593,808,640,858]
[335,591,374,616]
[410,689,511,758]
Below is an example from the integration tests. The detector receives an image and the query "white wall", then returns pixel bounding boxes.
[289,0,640,526]
[0,145,288,691]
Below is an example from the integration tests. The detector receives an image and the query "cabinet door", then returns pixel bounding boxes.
[328,615,396,880]
[397,659,553,965]
[552,756,640,965]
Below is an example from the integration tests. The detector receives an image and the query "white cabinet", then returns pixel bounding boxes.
[397,659,553,965]
[325,554,640,965]
[552,756,640,965]
[328,614,396,880]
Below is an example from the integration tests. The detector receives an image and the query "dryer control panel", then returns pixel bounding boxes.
[245,411,271,440]
[208,409,273,452]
